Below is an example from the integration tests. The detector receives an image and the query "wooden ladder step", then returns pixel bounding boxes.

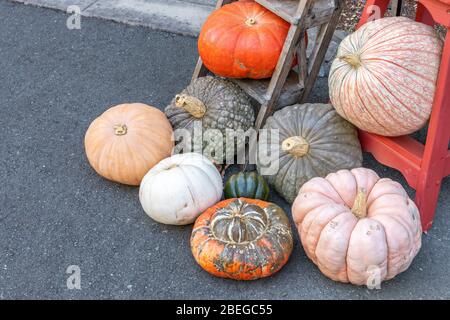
[230,70,303,109]
[255,0,337,26]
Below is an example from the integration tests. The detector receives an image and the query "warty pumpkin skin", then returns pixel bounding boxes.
[191,198,293,280]
[329,17,443,136]
[139,153,223,225]
[292,168,422,285]
[224,171,270,200]
[257,103,362,204]
[165,76,255,164]
[84,103,173,186]
[198,1,290,79]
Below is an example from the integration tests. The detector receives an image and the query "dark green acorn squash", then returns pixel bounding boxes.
[224,171,269,200]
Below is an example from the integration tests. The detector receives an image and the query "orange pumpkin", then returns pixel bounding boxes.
[191,198,293,280]
[84,103,173,186]
[198,1,291,79]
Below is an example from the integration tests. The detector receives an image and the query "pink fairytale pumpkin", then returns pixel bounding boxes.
[292,168,422,285]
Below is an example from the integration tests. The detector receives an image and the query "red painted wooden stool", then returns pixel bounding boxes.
[356,0,450,231]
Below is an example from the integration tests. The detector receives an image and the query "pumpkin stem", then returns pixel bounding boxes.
[351,188,367,219]
[175,94,206,119]
[245,17,257,26]
[282,136,309,157]
[114,124,127,136]
[339,54,362,68]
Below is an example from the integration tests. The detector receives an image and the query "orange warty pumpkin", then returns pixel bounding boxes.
[191,198,293,280]
[84,103,173,186]
[198,1,291,79]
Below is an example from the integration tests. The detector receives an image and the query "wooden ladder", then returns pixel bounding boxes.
[192,0,343,130]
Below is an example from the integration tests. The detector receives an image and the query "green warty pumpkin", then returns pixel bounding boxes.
[165,76,255,164]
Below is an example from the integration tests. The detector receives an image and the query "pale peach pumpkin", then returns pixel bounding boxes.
[84,103,173,185]
[292,168,422,285]
[329,17,443,136]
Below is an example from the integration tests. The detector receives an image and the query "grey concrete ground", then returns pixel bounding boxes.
[0,0,449,299]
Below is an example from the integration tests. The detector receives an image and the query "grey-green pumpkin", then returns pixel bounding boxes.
[257,103,362,203]
[165,76,255,164]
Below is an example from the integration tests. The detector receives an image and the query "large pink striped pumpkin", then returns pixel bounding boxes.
[329,17,443,136]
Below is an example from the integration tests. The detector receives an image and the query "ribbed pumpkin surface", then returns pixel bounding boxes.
[191,198,293,280]
[292,168,422,285]
[257,103,362,204]
[84,103,173,185]
[139,153,222,225]
[329,17,443,136]
[198,1,290,79]
[224,171,270,200]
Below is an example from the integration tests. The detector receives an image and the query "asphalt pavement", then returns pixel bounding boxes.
[0,0,449,299]
[12,0,217,36]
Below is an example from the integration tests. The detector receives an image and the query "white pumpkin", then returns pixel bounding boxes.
[139,153,223,225]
